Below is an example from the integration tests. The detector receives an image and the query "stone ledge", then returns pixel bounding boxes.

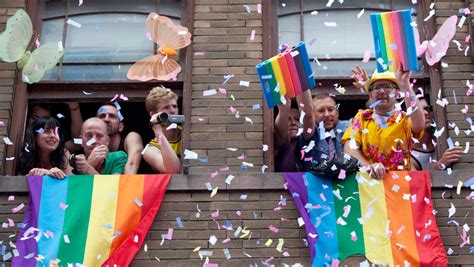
[1,170,472,193]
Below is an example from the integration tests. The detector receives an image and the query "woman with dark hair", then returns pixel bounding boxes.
[18,116,72,178]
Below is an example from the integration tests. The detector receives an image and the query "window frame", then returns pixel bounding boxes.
[5,0,194,175]
[263,0,446,171]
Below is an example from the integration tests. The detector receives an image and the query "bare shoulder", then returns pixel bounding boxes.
[125,131,143,143]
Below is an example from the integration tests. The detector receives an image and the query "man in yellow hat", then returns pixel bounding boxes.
[342,69,425,179]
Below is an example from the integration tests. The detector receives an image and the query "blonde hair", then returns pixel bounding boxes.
[145,87,178,113]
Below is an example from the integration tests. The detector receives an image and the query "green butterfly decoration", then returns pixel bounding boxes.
[0,9,64,84]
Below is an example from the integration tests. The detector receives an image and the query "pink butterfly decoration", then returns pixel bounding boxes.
[414,15,457,66]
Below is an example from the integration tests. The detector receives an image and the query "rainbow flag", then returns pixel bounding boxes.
[370,10,419,72]
[284,171,447,266]
[13,174,171,266]
[256,41,315,108]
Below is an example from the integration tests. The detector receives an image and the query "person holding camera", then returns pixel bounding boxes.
[96,102,143,174]
[71,117,127,175]
[143,87,181,174]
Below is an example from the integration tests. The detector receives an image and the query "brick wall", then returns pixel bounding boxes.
[0,187,472,266]
[0,1,25,175]
[188,0,264,174]
[436,0,474,169]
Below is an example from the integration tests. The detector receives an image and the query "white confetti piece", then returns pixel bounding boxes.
[448,203,456,218]
[424,9,435,21]
[86,137,96,146]
[324,22,337,27]
[225,175,235,184]
[66,18,82,28]
[203,89,217,96]
[240,80,250,87]
[209,235,217,245]
[458,16,466,28]
[64,235,70,243]
[184,149,199,160]
[357,9,365,19]
[3,137,13,145]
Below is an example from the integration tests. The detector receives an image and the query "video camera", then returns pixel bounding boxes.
[149,112,185,127]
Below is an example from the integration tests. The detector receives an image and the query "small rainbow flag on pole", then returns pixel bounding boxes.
[284,171,447,266]
[370,10,419,72]
[256,42,315,109]
[13,174,170,266]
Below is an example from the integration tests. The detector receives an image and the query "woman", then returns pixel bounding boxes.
[18,116,72,178]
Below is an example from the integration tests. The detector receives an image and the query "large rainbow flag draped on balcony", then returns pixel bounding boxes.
[370,9,419,72]
[13,174,171,267]
[284,171,447,266]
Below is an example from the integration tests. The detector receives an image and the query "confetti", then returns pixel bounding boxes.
[66,18,82,28]
[203,89,217,96]
[448,203,456,218]
[3,137,13,145]
[78,0,83,6]
[458,16,466,28]
[250,30,256,40]
[210,187,218,198]
[357,9,365,19]
[269,225,279,233]
[12,203,25,213]
[324,22,337,27]
[257,4,262,13]
[362,50,371,63]
[225,175,235,184]
[184,149,199,160]
[240,80,250,87]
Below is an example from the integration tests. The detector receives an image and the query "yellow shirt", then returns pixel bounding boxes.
[148,128,182,157]
[341,109,423,171]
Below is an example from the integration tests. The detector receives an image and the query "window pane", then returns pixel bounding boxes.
[41,19,64,44]
[43,0,66,18]
[42,66,59,81]
[159,0,181,18]
[304,10,375,58]
[278,14,300,47]
[278,0,300,15]
[64,14,153,62]
[61,64,132,80]
[69,0,155,14]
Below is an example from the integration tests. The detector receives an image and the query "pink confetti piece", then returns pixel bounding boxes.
[119,94,128,101]
[237,154,245,160]
[110,94,119,102]
[236,210,241,216]
[12,203,25,213]
[7,195,14,201]
[59,202,68,209]
[331,259,340,267]
[465,35,471,43]
[362,50,371,63]
[161,54,168,64]
[269,225,279,233]
[166,228,174,240]
[218,87,226,94]
[350,231,357,241]
[320,193,326,202]
[464,8,471,14]
[146,32,152,41]
[35,38,40,48]
[45,231,54,238]
[222,238,231,243]
[250,30,256,40]
[257,4,262,13]
[8,218,14,227]
[211,171,218,178]
[78,0,83,6]
[211,210,219,219]
[461,105,469,114]
[230,106,237,114]
[194,51,205,56]
[338,169,346,179]
[220,166,229,172]
[282,251,290,257]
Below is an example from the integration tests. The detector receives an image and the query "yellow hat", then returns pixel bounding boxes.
[364,71,400,92]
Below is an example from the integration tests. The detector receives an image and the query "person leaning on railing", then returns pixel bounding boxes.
[343,68,425,179]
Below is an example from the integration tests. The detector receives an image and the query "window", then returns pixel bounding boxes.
[5,0,189,175]
[41,0,182,81]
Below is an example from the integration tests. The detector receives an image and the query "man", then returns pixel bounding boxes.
[143,87,181,174]
[411,97,463,170]
[96,102,143,174]
[74,117,127,174]
[299,93,350,169]
[274,90,314,172]
[342,70,425,179]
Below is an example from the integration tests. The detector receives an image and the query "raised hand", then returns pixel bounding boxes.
[351,65,369,90]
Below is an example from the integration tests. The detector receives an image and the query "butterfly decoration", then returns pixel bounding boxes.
[127,13,192,81]
[414,15,457,66]
[0,9,64,84]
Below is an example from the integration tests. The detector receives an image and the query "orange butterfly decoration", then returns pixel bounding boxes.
[127,13,191,81]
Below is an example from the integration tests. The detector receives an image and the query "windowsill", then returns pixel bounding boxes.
[1,170,471,193]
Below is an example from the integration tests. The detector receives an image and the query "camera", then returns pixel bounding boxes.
[69,154,80,174]
[149,112,185,127]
